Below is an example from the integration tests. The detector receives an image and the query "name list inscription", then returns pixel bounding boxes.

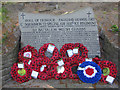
[19,7,100,58]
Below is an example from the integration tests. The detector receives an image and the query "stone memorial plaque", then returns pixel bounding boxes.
[19,7,100,58]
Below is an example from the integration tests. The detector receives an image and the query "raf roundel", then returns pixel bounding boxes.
[77,61,102,84]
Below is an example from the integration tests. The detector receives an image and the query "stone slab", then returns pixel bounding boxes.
[67,83,93,88]
[3,79,118,88]
[19,7,100,58]
[95,81,118,88]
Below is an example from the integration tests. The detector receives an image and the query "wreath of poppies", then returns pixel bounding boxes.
[11,43,118,84]
[10,62,32,83]
[18,45,38,62]
[49,59,70,80]
[68,62,79,80]
[98,60,117,84]
[77,61,102,84]
[60,43,74,57]
[30,58,52,80]
[60,43,88,64]
[39,43,59,64]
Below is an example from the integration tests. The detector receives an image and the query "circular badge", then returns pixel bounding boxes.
[77,61,102,84]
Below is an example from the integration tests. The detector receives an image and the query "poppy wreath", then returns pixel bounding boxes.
[50,62,70,80]
[77,61,102,84]
[30,58,52,80]
[39,43,59,64]
[10,62,32,83]
[60,43,74,58]
[60,43,74,57]
[73,43,88,63]
[18,45,38,62]
[68,62,79,80]
[98,60,117,84]
[60,43,88,64]
[60,43,79,64]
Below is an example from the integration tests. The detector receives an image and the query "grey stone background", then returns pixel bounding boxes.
[19,7,100,58]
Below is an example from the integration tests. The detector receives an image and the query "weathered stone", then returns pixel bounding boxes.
[2,58,17,66]
[0,70,2,77]
[99,29,119,81]
[0,63,2,70]
[99,30,119,68]
[19,7,100,58]
[2,32,20,59]
[2,67,11,76]
[2,78,11,87]
[2,74,11,82]
[2,79,119,88]
[67,83,93,88]
[96,81,118,88]
[2,49,19,60]
[2,60,16,70]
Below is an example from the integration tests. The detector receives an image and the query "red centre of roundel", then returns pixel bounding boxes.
[85,67,94,76]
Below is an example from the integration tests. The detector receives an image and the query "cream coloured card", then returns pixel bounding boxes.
[24,52,32,58]
[31,70,39,79]
[106,75,115,84]
[73,47,79,54]
[18,63,24,68]
[47,44,55,53]
[57,59,64,66]
[67,49,73,57]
